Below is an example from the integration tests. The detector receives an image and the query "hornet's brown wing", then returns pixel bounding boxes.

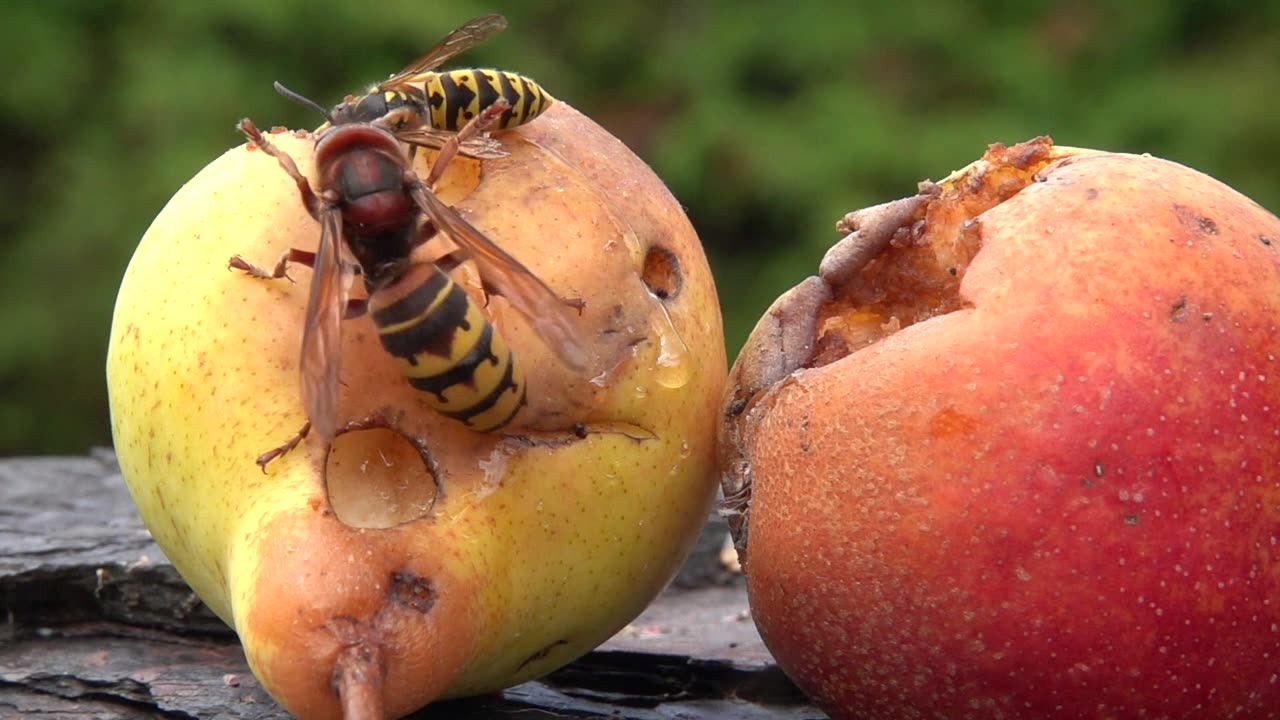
[409,185,589,372]
[299,206,355,442]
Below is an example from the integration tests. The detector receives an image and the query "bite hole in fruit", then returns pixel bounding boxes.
[811,137,1062,370]
[325,424,440,529]
[641,245,682,300]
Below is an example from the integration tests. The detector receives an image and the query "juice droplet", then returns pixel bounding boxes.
[650,300,691,389]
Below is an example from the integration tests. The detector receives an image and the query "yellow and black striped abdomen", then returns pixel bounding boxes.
[420,69,554,132]
[370,264,526,432]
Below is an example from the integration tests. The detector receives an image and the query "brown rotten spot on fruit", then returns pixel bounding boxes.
[718,136,1280,720]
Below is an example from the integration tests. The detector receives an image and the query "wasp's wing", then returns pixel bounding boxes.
[410,186,589,372]
[380,14,509,90]
[396,127,510,159]
[298,207,353,444]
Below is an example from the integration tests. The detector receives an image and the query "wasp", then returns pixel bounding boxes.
[308,14,554,160]
[230,96,588,469]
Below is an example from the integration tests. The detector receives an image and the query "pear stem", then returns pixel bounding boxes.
[334,642,386,720]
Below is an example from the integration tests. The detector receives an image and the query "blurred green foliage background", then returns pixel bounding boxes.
[3,1,1278,455]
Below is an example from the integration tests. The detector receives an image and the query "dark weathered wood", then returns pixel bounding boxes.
[0,453,825,719]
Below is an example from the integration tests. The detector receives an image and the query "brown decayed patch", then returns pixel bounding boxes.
[389,570,436,614]
[1173,202,1220,236]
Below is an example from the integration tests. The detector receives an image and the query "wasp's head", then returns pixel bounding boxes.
[329,95,362,126]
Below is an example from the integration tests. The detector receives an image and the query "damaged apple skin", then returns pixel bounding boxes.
[108,102,725,719]
[721,139,1280,719]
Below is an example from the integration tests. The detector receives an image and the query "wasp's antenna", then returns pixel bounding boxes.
[273,81,335,124]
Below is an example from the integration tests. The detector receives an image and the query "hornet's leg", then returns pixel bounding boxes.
[229,248,316,283]
[229,251,368,320]
[435,249,493,305]
[254,422,311,472]
[227,251,365,317]
[433,249,468,274]
[238,117,323,220]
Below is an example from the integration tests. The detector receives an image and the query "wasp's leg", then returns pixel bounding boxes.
[421,99,510,188]
[378,105,421,131]
[379,106,425,165]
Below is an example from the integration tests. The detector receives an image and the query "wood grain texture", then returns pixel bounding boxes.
[0,453,824,719]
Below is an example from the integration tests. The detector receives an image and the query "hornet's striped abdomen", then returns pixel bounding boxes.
[370,263,526,432]
[421,69,554,132]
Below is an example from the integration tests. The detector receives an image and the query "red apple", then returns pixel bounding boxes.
[720,138,1280,719]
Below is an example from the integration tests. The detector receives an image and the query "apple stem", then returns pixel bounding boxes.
[334,642,386,720]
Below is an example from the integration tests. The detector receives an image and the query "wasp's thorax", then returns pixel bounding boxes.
[330,90,425,129]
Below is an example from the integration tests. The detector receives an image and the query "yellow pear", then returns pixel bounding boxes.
[106,102,724,718]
